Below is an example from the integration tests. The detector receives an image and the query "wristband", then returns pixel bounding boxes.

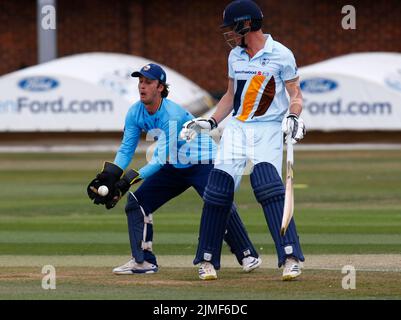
[208,117,218,130]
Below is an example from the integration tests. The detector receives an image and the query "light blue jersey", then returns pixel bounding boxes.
[114,98,216,179]
[228,34,298,122]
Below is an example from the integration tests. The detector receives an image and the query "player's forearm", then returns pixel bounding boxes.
[114,137,138,170]
[138,162,163,180]
[114,137,137,169]
[114,115,141,169]
[289,98,302,116]
[211,92,234,124]
[285,78,303,117]
[114,152,131,170]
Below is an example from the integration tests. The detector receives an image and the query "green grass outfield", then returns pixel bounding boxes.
[0,150,401,299]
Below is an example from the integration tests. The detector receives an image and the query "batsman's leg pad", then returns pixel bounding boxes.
[194,169,235,270]
[251,162,304,267]
[224,204,259,265]
[125,193,156,264]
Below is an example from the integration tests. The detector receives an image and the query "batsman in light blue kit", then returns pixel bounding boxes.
[181,0,306,281]
[87,63,261,274]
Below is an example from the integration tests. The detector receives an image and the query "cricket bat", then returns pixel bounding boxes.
[280,135,294,236]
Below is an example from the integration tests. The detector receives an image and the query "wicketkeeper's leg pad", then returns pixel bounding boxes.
[125,192,156,265]
[224,204,259,265]
[250,162,304,267]
[194,169,235,270]
[142,214,158,266]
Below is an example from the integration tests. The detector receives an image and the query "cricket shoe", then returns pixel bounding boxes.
[242,256,262,272]
[113,259,158,275]
[282,257,301,281]
[198,261,217,280]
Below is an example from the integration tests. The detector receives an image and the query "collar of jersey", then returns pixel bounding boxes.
[144,98,163,116]
[239,34,274,58]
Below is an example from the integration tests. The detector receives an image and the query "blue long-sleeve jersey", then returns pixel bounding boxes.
[114,98,216,179]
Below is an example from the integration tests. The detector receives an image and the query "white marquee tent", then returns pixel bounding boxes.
[0,52,214,132]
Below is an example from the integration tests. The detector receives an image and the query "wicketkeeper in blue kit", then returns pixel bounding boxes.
[87,63,261,275]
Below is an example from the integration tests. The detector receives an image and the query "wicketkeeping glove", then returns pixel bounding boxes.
[104,169,142,210]
[87,161,123,205]
[179,117,218,142]
[281,113,306,144]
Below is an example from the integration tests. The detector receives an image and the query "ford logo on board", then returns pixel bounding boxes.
[385,72,401,92]
[300,78,338,94]
[18,76,59,92]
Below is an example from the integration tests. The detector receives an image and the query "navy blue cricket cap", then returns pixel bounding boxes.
[131,63,167,84]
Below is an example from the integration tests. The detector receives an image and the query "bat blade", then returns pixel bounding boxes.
[281,138,294,237]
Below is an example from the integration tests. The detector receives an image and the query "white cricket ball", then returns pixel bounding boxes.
[98,185,109,197]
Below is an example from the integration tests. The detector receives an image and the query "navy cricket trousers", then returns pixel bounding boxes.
[133,163,212,214]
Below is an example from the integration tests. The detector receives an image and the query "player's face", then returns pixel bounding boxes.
[223,28,243,48]
[138,76,162,105]
[222,21,251,48]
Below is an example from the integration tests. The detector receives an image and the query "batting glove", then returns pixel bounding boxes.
[180,117,218,142]
[281,113,306,144]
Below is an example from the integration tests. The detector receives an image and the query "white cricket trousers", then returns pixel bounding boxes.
[214,118,283,189]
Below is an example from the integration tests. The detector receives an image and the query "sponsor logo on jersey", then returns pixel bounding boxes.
[235,70,269,76]
[257,71,269,76]
[235,70,258,75]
